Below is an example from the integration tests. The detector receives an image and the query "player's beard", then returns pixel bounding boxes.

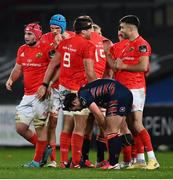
[25,40,37,46]
[123,33,129,39]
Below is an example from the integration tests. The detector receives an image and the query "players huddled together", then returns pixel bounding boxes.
[6,13,160,170]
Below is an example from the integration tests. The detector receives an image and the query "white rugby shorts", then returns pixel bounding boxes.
[130,88,146,112]
[16,95,49,126]
[49,88,62,116]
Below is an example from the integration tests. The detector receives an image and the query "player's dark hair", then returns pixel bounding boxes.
[92,23,101,31]
[63,93,77,111]
[119,15,140,28]
[73,15,93,34]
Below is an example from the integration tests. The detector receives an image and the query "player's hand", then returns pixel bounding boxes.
[6,78,13,91]
[36,85,47,100]
[54,34,63,47]
[114,58,127,70]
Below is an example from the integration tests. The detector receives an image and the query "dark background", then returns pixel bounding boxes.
[1,0,173,105]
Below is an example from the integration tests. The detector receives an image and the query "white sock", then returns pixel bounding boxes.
[137,153,145,162]
[147,151,156,159]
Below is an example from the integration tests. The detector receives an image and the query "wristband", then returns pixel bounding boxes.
[42,82,49,88]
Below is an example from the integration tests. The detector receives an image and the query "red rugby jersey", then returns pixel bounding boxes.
[41,31,75,89]
[16,42,50,95]
[90,32,107,78]
[110,36,151,89]
[58,34,96,90]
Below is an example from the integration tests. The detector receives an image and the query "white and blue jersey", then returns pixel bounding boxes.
[78,79,133,117]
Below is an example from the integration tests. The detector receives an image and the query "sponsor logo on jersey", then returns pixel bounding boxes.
[119,106,126,112]
[139,45,147,52]
[81,97,87,107]
[36,52,43,58]
[128,47,134,52]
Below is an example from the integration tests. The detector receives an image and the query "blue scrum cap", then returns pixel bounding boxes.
[49,14,66,34]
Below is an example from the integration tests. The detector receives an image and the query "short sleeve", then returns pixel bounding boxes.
[137,42,151,57]
[110,45,116,59]
[82,41,96,60]
[79,89,94,107]
[16,46,23,64]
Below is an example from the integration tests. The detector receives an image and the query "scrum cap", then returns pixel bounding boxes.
[24,23,42,40]
[49,14,66,34]
[73,15,93,32]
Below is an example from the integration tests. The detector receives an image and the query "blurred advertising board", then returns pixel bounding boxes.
[0,105,63,146]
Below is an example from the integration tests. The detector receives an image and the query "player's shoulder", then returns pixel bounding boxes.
[63,31,75,39]
[90,32,101,41]
[136,36,151,51]
[42,32,52,38]
[17,44,30,56]
[74,34,95,47]
[41,32,53,43]
[18,44,28,52]
[58,35,73,46]
[137,36,150,46]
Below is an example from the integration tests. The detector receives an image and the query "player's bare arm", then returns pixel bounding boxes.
[83,58,97,82]
[51,67,60,85]
[102,39,114,78]
[102,62,114,78]
[36,51,61,100]
[115,56,149,72]
[89,102,106,131]
[103,40,117,73]
[6,63,22,91]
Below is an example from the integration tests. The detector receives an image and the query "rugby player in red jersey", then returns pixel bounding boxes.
[108,15,159,170]
[110,30,135,168]
[6,23,51,168]
[40,14,74,168]
[37,15,97,168]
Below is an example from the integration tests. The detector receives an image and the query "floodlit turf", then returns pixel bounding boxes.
[0,147,173,179]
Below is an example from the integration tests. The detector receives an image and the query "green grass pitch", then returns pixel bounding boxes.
[0,147,173,179]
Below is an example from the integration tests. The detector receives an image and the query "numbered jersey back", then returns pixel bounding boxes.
[58,34,96,90]
[90,32,107,78]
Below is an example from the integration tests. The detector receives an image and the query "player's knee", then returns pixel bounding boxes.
[122,133,134,147]
[16,123,28,136]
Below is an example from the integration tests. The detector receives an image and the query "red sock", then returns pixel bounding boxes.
[134,135,144,154]
[71,133,84,165]
[123,145,132,162]
[29,133,37,145]
[33,140,47,162]
[139,129,153,152]
[50,143,56,161]
[131,144,137,159]
[60,132,71,162]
